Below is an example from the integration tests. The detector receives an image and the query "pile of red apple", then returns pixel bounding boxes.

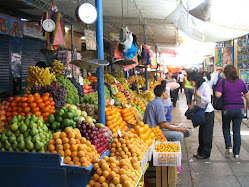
[76,121,109,155]
[83,84,93,95]
[0,97,14,130]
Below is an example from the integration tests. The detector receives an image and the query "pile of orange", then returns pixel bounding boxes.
[121,107,136,125]
[5,93,55,122]
[86,76,97,83]
[151,126,167,142]
[105,106,128,138]
[46,127,100,167]
[114,92,127,107]
[129,122,154,146]
[133,98,146,112]
[109,132,148,161]
[87,156,141,187]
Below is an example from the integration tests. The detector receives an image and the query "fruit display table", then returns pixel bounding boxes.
[156,166,178,187]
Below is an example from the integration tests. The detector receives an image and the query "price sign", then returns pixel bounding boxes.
[117,129,122,137]
[79,76,83,85]
[110,99,115,106]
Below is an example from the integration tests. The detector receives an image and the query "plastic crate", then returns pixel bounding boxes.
[153,141,181,167]
[147,139,155,161]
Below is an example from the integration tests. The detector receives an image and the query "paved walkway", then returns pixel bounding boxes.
[147,92,249,187]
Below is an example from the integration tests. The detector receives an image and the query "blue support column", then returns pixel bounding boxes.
[96,0,105,125]
[144,25,148,90]
[232,39,235,65]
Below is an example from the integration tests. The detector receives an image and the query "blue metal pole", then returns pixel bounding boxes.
[96,0,105,125]
[144,25,148,90]
[232,39,235,65]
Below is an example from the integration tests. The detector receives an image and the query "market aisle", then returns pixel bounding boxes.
[173,92,249,187]
[146,92,249,187]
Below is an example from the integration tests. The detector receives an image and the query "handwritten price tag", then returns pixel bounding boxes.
[117,129,122,137]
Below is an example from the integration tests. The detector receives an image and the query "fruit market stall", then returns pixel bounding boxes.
[0,57,183,186]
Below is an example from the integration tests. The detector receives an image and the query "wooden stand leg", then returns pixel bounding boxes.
[156,166,162,187]
[162,166,168,187]
[168,167,177,187]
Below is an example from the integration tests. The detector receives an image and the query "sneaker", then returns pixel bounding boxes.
[225,147,232,155]
[234,155,240,159]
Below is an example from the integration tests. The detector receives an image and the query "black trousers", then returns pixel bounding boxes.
[170,88,179,107]
[179,82,183,93]
[197,111,214,157]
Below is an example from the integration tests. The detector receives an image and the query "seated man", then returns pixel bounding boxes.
[143,85,186,142]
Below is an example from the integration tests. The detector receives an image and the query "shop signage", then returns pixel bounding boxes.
[0,13,23,37]
[23,22,44,39]
[150,58,157,69]
[85,29,96,50]
[215,48,222,67]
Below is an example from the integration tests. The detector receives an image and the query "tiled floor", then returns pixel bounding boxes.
[146,92,249,187]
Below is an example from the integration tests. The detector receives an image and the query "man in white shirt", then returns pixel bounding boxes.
[177,72,185,93]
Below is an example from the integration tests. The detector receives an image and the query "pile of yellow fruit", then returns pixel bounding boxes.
[109,132,148,161]
[25,66,56,94]
[49,60,64,77]
[115,92,127,107]
[87,156,141,187]
[155,142,180,152]
[151,126,167,142]
[46,127,100,167]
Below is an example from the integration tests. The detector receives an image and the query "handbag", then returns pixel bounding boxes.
[185,105,207,128]
[213,79,225,110]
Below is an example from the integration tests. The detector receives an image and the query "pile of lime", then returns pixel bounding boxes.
[0,115,52,152]
[46,106,80,133]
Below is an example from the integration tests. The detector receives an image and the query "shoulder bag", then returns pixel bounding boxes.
[213,79,225,110]
[185,105,207,128]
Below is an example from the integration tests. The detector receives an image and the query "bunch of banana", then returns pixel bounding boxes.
[104,74,115,83]
[115,70,124,78]
[49,60,64,77]
[25,66,56,94]
[137,76,145,87]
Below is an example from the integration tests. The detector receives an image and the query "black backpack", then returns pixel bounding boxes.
[213,79,225,110]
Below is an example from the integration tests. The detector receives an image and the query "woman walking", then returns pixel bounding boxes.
[215,65,249,158]
[188,71,214,159]
[183,71,194,108]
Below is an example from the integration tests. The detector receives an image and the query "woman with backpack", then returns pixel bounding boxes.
[215,65,249,159]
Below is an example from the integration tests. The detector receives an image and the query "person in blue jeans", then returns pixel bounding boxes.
[215,65,249,159]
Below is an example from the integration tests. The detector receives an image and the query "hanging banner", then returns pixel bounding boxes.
[9,17,23,37]
[23,22,44,39]
[215,48,223,67]
[0,13,23,37]
[0,14,9,35]
[85,29,97,50]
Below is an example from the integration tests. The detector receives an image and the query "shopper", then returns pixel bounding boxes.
[183,71,194,108]
[177,72,185,93]
[211,67,223,102]
[143,85,186,142]
[188,71,214,159]
[202,71,213,99]
[166,81,180,107]
[161,80,172,107]
[215,65,249,159]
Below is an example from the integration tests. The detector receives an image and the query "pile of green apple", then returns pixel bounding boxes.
[46,106,81,133]
[0,115,52,152]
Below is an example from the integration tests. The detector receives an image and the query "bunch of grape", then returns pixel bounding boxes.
[81,92,98,109]
[68,77,84,97]
[57,77,79,104]
[31,81,66,109]
[25,66,56,94]
[49,60,64,77]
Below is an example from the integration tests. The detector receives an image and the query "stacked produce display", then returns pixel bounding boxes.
[47,127,100,167]
[0,60,178,186]
[0,114,52,152]
[3,93,55,123]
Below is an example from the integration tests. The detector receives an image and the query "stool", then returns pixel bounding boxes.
[165,106,172,122]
